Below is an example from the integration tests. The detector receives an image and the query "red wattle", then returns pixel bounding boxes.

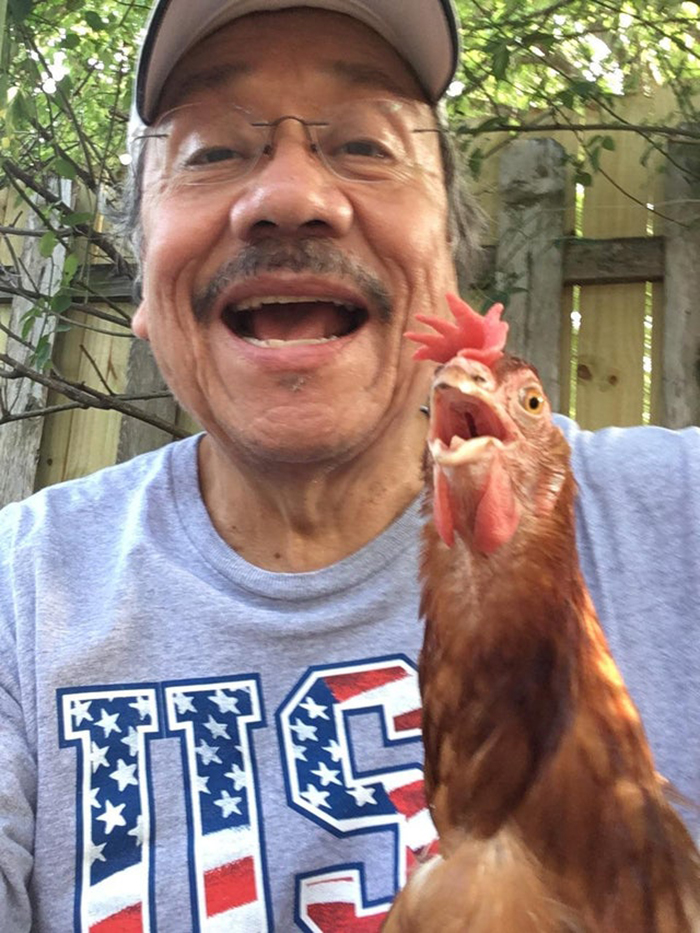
[473,455,520,554]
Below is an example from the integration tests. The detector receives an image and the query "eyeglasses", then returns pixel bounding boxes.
[137,97,441,188]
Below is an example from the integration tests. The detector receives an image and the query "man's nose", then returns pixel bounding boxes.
[228,122,354,241]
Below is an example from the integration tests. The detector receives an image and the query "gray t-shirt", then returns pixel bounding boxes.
[0,417,698,932]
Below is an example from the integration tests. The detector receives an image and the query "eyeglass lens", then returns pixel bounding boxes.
[142,98,438,186]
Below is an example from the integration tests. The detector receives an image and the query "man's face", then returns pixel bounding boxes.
[134,8,458,468]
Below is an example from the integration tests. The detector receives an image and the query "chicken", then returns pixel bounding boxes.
[384,295,700,932]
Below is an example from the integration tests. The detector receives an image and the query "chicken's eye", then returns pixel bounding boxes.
[519,386,545,415]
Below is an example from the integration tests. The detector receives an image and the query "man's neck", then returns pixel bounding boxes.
[196,422,426,572]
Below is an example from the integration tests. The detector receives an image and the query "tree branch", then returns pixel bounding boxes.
[0,352,188,438]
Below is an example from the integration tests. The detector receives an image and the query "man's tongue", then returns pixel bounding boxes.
[252,302,348,341]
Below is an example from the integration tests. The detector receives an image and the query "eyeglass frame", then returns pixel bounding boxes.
[134,97,446,188]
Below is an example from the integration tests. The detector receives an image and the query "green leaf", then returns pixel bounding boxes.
[62,253,80,281]
[468,147,484,179]
[475,115,509,133]
[575,170,593,187]
[50,291,72,314]
[20,310,37,340]
[39,232,59,258]
[492,44,511,81]
[61,33,81,50]
[34,334,53,370]
[63,212,92,226]
[569,79,598,101]
[8,87,37,125]
[560,89,574,109]
[602,135,616,151]
[84,10,105,30]
[53,157,77,180]
[521,32,556,52]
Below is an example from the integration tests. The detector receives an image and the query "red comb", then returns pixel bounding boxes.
[405,293,508,366]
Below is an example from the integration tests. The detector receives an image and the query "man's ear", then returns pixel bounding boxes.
[131,301,149,340]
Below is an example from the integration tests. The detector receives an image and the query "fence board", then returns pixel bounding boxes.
[0,181,70,506]
[576,96,654,428]
[495,138,567,408]
[660,132,700,427]
[34,305,132,487]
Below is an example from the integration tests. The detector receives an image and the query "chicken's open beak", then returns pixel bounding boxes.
[428,360,511,467]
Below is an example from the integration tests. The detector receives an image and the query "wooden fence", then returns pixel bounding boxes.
[0,92,699,505]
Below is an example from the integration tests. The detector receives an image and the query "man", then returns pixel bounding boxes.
[0,1,698,930]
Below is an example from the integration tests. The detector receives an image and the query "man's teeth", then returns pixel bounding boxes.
[242,335,340,347]
[234,295,357,312]
[230,295,359,346]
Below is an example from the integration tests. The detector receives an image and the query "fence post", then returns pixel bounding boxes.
[495,138,566,410]
[661,131,700,428]
[116,338,179,463]
[0,180,70,507]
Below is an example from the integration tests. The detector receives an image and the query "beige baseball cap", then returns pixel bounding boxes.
[134,0,461,123]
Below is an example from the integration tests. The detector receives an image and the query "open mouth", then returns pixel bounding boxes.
[222,296,368,347]
[429,386,510,465]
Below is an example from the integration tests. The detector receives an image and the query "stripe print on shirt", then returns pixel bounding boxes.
[57,657,436,932]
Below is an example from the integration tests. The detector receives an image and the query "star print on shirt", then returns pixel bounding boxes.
[97,799,127,835]
[95,709,121,737]
[89,841,107,866]
[127,814,146,847]
[209,688,240,714]
[110,758,138,792]
[203,715,230,740]
[171,691,196,715]
[323,739,343,762]
[129,695,153,721]
[121,726,140,757]
[281,669,404,824]
[300,784,331,809]
[195,739,222,766]
[290,718,318,742]
[311,761,341,787]
[299,696,329,720]
[91,741,109,772]
[72,699,93,725]
[347,785,378,807]
[215,790,243,818]
[225,763,246,791]
[195,773,211,794]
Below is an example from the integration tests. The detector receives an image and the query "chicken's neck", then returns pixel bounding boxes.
[419,471,601,841]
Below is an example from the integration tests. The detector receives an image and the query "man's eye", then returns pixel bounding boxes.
[336,138,391,159]
[186,146,245,165]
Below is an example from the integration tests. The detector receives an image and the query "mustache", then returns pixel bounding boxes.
[192,239,392,323]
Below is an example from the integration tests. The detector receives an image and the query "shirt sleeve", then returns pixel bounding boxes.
[554,415,700,832]
[0,502,36,933]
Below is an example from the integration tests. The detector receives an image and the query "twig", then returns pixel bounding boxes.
[0,351,187,438]
[79,342,115,395]
[453,122,700,140]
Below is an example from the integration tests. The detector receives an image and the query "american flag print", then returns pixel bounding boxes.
[58,684,161,933]
[277,657,437,932]
[58,677,271,932]
[163,676,271,932]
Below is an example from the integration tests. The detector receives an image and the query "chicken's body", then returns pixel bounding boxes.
[386,302,700,931]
